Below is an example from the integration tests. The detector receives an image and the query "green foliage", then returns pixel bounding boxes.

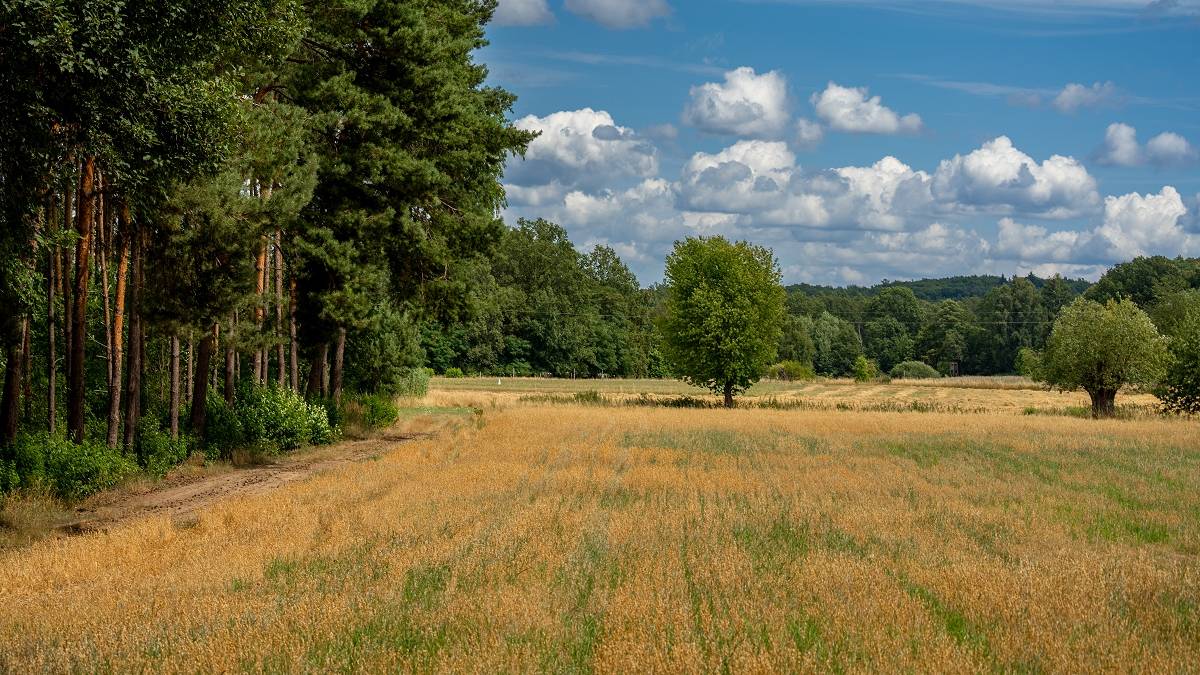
[1156,305,1200,415]
[810,312,863,376]
[890,361,941,379]
[1087,256,1199,309]
[444,367,465,379]
[1,433,137,500]
[1038,298,1169,417]
[344,308,425,397]
[765,361,817,382]
[204,384,334,459]
[852,356,879,383]
[658,237,786,405]
[138,424,192,479]
[1015,348,1044,380]
[341,394,401,431]
[778,315,816,364]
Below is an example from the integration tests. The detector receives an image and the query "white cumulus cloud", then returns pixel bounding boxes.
[505,109,659,193]
[931,136,1100,219]
[811,82,923,135]
[563,0,671,28]
[493,0,554,26]
[794,118,824,149]
[1052,81,1119,113]
[1098,123,1197,167]
[682,67,791,138]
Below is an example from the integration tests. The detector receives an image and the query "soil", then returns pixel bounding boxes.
[63,432,431,534]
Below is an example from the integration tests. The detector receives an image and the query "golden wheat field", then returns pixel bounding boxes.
[1,380,1198,673]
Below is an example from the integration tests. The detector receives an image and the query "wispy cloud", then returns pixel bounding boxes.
[894,74,1188,111]
[739,0,1200,18]
[535,50,727,76]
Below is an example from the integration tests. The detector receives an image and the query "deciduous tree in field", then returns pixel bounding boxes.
[658,237,785,408]
[1152,290,1200,415]
[1036,298,1168,418]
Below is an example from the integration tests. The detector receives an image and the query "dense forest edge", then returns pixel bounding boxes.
[2,1,1200,503]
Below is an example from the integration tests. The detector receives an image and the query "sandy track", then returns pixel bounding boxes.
[64,432,430,533]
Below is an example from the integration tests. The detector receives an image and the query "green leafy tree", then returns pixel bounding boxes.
[1036,298,1168,418]
[1086,256,1198,309]
[811,312,862,376]
[778,315,816,365]
[968,278,1046,374]
[1151,291,1200,415]
[658,237,785,407]
[915,300,971,374]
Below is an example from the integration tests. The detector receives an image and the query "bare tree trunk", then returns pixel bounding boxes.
[123,228,144,453]
[61,177,73,404]
[289,277,299,391]
[169,335,180,440]
[332,327,346,404]
[186,338,194,407]
[68,156,96,444]
[21,317,32,420]
[275,231,286,387]
[190,327,215,437]
[48,235,57,434]
[723,382,734,409]
[305,344,327,399]
[1090,388,1117,419]
[254,236,267,384]
[224,313,236,404]
[105,215,131,449]
[1,337,22,447]
[98,190,113,390]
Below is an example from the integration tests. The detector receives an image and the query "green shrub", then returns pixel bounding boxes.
[852,356,879,383]
[342,393,400,431]
[306,401,335,445]
[203,384,337,458]
[889,361,942,379]
[238,385,312,451]
[395,368,430,398]
[36,435,137,500]
[138,424,191,478]
[765,360,816,381]
[443,367,464,378]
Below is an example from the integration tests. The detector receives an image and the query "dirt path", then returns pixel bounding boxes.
[64,432,431,534]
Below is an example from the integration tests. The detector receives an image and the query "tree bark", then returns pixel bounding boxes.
[48,236,57,435]
[190,327,216,437]
[1,338,22,447]
[123,228,144,453]
[254,236,267,384]
[723,382,734,409]
[186,339,194,407]
[105,215,131,448]
[68,156,95,444]
[289,277,299,391]
[21,317,32,420]
[275,231,286,387]
[305,344,328,399]
[169,335,181,440]
[332,327,346,404]
[98,188,113,391]
[61,177,73,403]
[1089,388,1117,419]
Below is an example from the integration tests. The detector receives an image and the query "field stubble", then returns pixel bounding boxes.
[0,383,1197,673]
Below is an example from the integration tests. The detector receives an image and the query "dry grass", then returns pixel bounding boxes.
[1,386,1198,672]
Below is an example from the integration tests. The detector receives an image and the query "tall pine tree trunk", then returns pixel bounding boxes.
[186,339,194,407]
[224,313,236,404]
[47,237,57,435]
[289,277,299,391]
[61,174,73,405]
[21,317,32,420]
[254,236,267,384]
[68,156,96,444]
[189,326,216,437]
[275,231,286,387]
[169,336,180,440]
[305,344,327,399]
[123,228,144,453]
[0,315,27,447]
[105,211,131,448]
[331,327,346,404]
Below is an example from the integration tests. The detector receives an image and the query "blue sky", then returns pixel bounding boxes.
[484,0,1200,285]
